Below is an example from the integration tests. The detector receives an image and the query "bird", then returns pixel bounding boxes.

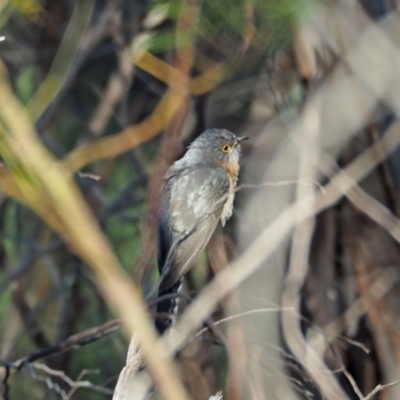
[155,128,248,334]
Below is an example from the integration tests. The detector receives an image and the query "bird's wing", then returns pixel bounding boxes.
[159,165,230,291]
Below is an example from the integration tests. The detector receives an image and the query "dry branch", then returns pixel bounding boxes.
[0,319,121,382]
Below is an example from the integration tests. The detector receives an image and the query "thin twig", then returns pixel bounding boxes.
[30,363,114,398]
[363,379,400,400]
[195,307,294,337]
[0,319,121,380]
[240,179,326,194]
[341,368,364,400]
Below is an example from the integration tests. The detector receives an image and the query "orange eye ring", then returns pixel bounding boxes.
[221,144,231,153]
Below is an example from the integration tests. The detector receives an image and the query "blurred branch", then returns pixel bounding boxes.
[11,281,51,349]
[320,153,400,251]
[133,48,226,95]
[0,239,63,294]
[0,164,65,234]
[112,334,147,400]
[88,46,134,136]
[281,99,348,398]
[64,86,186,172]
[207,228,246,400]
[64,47,227,172]
[0,165,22,198]
[316,267,400,349]
[27,0,95,122]
[296,149,400,391]
[0,62,189,400]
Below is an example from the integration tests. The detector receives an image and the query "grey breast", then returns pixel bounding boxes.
[160,163,230,289]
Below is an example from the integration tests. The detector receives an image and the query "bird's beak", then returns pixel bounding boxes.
[235,136,249,146]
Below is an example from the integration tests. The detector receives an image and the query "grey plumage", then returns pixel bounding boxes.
[156,128,247,333]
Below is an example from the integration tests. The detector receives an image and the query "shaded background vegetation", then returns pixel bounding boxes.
[1,0,400,399]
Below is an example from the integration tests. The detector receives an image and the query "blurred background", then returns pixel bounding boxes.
[1,0,400,399]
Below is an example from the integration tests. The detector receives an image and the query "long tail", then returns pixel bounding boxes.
[155,278,183,334]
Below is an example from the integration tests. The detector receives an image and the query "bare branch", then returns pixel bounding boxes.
[29,363,114,399]
[0,319,121,381]
[363,379,400,400]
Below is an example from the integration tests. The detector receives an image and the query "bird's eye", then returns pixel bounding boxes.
[221,144,231,153]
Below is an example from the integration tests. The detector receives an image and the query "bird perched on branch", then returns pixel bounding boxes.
[155,128,248,333]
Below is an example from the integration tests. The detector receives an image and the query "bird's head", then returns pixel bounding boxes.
[186,129,248,165]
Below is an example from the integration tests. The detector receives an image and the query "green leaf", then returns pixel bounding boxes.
[16,66,36,104]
